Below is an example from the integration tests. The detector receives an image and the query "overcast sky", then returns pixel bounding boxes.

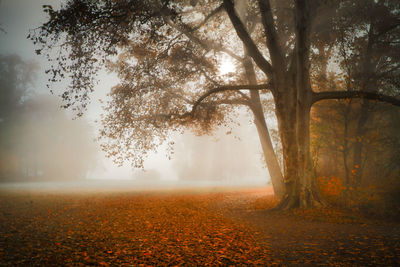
[0,0,271,184]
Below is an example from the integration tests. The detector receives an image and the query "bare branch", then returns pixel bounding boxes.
[223,0,273,77]
[258,0,284,70]
[207,98,251,107]
[191,83,272,115]
[312,91,400,106]
[191,4,225,32]
[165,15,242,61]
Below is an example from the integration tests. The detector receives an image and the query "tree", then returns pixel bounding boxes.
[0,54,37,180]
[336,0,400,187]
[31,0,400,209]
[16,95,98,181]
[0,54,98,181]
[1,94,98,181]
[0,54,36,121]
[33,0,285,196]
[310,0,400,210]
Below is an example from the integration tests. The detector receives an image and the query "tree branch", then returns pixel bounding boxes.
[207,98,251,107]
[223,0,273,78]
[165,19,242,61]
[258,0,284,70]
[191,83,272,114]
[312,91,400,106]
[191,4,225,32]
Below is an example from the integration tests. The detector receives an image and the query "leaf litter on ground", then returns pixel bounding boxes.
[0,191,276,266]
[1,189,399,266]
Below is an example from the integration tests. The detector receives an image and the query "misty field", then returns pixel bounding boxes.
[1,187,399,266]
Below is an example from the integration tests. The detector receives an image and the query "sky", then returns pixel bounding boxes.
[0,0,272,184]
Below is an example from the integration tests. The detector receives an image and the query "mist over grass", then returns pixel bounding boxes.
[0,179,271,195]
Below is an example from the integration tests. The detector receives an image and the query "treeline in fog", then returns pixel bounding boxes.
[0,54,97,182]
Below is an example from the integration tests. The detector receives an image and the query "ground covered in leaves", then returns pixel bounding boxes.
[0,187,399,266]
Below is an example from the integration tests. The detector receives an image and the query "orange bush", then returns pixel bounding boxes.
[317,176,345,201]
[317,176,384,216]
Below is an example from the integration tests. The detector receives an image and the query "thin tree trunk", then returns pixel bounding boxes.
[342,101,352,186]
[250,92,284,197]
[352,100,370,187]
[242,57,284,197]
[237,4,284,197]
[351,21,376,187]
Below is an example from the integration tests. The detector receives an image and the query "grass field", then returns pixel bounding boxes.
[0,185,399,266]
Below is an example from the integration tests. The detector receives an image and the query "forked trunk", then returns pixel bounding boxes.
[296,103,322,208]
[276,0,322,209]
[275,103,300,209]
[275,96,322,209]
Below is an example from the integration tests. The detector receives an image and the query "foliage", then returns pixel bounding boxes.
[31,0,400,208]
[309,0,400,212]
[0,192,275,265]
[31,0,252,168]
[1,189,400,265]
[316,176,400,220]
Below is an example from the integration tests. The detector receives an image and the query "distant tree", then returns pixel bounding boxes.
[0,54,37,180]
[0,54,36,121]
[311,0,400,186]
[31,0,400,208]
[309,0,400,212]
[338,0,400,187]
[12,95,98,181]
[0,1,5,34]
[172,123,266,182]
[0,54,98,181]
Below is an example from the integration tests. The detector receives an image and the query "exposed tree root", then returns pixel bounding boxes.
[275,187,323,210]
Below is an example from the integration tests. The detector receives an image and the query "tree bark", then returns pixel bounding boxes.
[248,89,285,197]
[276,0,322,209]
[351,100,370,186]
[275,102,300,209]
[351,24,376,187]
[222,0,400,209]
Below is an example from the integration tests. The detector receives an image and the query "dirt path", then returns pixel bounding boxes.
[221,191,400,266]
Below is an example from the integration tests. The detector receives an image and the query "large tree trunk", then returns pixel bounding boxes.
[294,0,322,208]
[274,92,321,209]
[296,100,321,208]
[276,0,322,209]
[275,101,300,209]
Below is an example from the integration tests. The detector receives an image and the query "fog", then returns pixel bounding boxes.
[0,0,271,187]
[85,112,270,185]
[172,115,268,183]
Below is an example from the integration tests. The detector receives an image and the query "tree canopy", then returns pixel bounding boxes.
[31,0,400,209]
